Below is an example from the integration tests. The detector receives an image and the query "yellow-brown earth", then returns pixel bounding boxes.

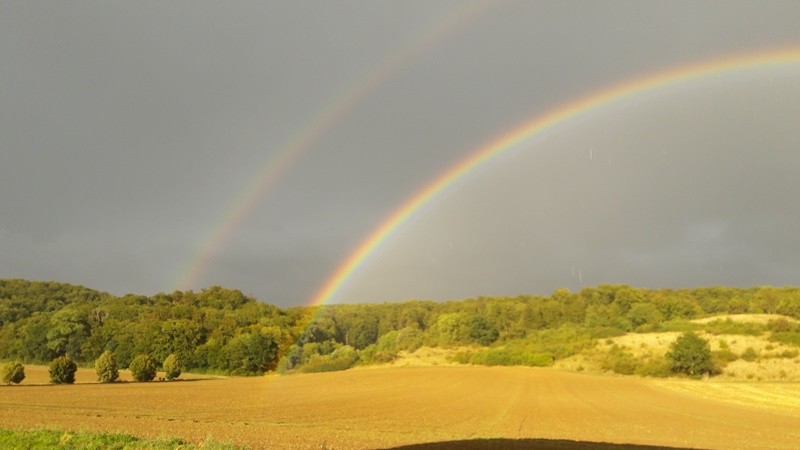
[1,365,798,449]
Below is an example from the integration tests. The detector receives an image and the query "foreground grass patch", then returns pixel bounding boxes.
[0,428,240,450]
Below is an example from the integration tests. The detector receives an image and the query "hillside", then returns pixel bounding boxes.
[2,279,800,378]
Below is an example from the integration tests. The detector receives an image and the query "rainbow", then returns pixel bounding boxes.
[171,1,494,292]
[308,47,800,306]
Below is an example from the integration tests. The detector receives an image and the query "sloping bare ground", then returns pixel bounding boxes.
[0,366,798,449]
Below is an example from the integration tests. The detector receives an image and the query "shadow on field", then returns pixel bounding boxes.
[380,439,705,450]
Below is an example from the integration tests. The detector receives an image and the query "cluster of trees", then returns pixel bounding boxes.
[1,279,799,376]
[3,351,182,385]
[0,281,286,375]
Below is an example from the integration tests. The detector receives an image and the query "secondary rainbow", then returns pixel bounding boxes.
[171,1,494,292]
[308,47,800,306]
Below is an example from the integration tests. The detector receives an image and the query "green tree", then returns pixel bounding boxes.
[627,303,663,329]
[153,319,202,368]
[94,350,119,383]
[1,361,25,384]
[49,356,77,384]
[221,332,278,375]
[434,313,470,346]
[467,315,499,345]
[129,354,157,382]
[666,331,716,377]
[21,313,56,362]
[395,326,424,351]
[46,308,89,358]
[162,353,181,381]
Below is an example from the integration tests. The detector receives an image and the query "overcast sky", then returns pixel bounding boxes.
[2,1,800,306]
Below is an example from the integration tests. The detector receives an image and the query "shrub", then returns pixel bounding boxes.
[95,351,119,383]
[162,354,181,381]
[770,331,800,347]
[600,345,638,375]
[712,349,739,366]
[767,318,796,333]
[49,356,77,384]
[703,319,765,336]
[590,327,627,339]
[634,357,672,378]
[780,349,799,358]
[666,331,716,377]
[458,347,553,367]
[657,320,699,333]
[129,354,157,382]
[360,345,396,364]
[276,345,303,373]
[300,354,357,373]
[2,361,25,384]
[395,326,424,352]
[469,347,554,367]
[740,347,759,362]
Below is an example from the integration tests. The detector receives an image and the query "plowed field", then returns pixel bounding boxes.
[1,366,798,449]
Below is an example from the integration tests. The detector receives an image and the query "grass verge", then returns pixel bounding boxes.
[0,428,241,450]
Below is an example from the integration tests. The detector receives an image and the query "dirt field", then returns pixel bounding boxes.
[1,365,798,449]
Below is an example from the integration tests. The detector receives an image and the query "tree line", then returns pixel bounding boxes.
[1,279,799,376]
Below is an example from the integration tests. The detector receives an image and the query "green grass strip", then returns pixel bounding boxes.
[0,428,242,450]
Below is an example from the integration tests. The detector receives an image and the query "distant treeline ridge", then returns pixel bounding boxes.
[1,279,798,375]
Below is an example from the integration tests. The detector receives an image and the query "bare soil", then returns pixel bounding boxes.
[0,365,798,449]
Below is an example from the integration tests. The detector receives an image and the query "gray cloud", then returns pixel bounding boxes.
[2,1,800,305]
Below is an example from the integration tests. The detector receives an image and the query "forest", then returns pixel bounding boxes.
[1,278,799,376]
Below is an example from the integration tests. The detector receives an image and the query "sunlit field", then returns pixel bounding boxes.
[2,365,799,449]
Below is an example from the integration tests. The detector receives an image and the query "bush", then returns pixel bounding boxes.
[634,357,672,378]
[162,354,181,381]
[129,354,157,382]
[703,319,765,336]
[740,347,759,362]
[300,354,358,373]
[600,345,638,375]
[767,318,796,333]
[2,361,25,384]
[359,344,396,365]
[712,349,739,366]
[395,326,424,352]
[770,331,800,347]
[276,345,303,373]
[657,320,699,333]
[49,356,77,384]
[666,332,716,377]
[95,351,119,383]
[590,327,627,339]
[457,348,553,367]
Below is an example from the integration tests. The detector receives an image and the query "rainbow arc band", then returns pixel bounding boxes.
[171,1,494,293]
[308,47,800,307]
